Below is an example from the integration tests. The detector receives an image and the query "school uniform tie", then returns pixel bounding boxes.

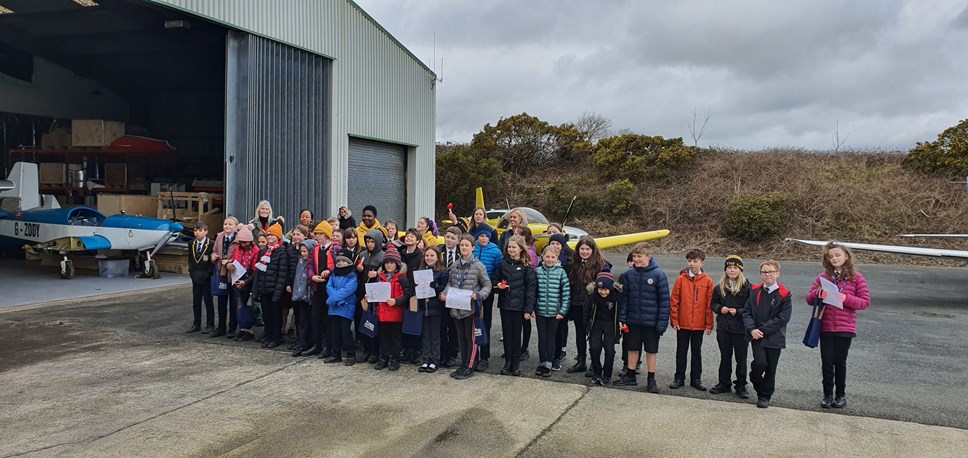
[448,249,455,268]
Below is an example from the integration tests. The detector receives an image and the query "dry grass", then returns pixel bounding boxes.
[495,149,968,265]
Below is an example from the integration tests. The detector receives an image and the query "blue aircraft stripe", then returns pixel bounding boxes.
[77,235,112,251]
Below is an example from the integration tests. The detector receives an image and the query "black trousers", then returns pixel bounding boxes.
[309,291,329,350]
[555,318,568,361]
[261,296,282,342]
[588,319,616,378]
[521,317,532,356]
[820,334,853,396]
[500,309,524,370]
[455,317,478,369]
[568,305,587,362]
[536,316,559,365]
[327,315,355,357]
[379,321,403,361]
[675,329,705,381]
[479,294,495,360]
[292,300,311,348]
[750,341,782,399]
[441,314,459,360]
[421,315,442,364]
[191,281,214,327]
[216,289,238,332]
[716,331,749,388]
[403,332,421,353]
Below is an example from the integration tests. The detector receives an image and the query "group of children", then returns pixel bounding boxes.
[186,202,871,410]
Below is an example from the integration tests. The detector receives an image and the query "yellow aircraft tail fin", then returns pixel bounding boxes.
[475,187,485,211]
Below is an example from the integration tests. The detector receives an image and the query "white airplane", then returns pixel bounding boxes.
[0,162,184,278]
[786,236,968,260]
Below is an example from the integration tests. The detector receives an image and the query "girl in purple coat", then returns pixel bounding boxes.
[805,242,871,410]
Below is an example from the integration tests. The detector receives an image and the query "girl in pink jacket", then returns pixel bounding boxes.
[806,242,871,410]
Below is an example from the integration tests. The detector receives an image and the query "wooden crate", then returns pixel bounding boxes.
[72,119,125,147]
[97,194,158,217]
[157,192,223,224]
[153,252,189,274]
[39,162,67,185]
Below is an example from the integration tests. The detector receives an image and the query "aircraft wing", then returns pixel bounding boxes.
[786,238,968,260]
[901,234,968,238]
[580,230,671,250]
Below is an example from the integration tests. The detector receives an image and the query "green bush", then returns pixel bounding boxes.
[435,143,504,214]
[722,193,792,243]
[603,179,640,216]
[903,119,968,177]
[593,134,699,182]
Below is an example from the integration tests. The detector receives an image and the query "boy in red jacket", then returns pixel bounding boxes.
[670,249,714,391]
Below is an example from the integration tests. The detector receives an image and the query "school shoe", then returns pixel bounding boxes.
[736,386,750,399]
[266,340,281,349]
[238,332,254,342]
[500,364,511,375]
[566,363,587,374]
[359,352,371,363]
[202,325,214,334]
[426,363,438,373]
[832,396,847,408]
[613,374,637,386]
[402,349,414,363]
[453,367,474,380]
[443,356,459,368]
[451,367,466,378]
[646,378,660,393]
[690,380,708,391]
[419,363,431,373]
[410,351,422,364]
[475,359,489,372]
[323,356,342,364]
[585,370,594,378]
[541,366,552,378]
[821,395,834,409]
[344,355,356,366]
[186,325,201,333]
[509,364,521,377]
[535,366,544,376]
[374,358,389,370]
[388,359,401,371]
[709,383,731,394]
[367,354,379,364]
[226,330,236,339]
[551,359,561,371]
[319,347,332,359]
[300,346,322,357]
[669,378,685,389]
[757,397,770,408]
[210,328,226,337]
[519,349,530,361]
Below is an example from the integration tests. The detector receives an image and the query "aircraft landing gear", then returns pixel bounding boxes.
[60,257,75,279]
[137,253,161,279]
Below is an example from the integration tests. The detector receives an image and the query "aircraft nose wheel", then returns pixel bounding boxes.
[60,259,75,279]
[144,259,160,279]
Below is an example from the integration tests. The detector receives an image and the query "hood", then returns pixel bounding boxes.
[365,228,386,249]
[300,239,318,251]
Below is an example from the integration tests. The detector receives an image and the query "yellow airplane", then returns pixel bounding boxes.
[441,187,669,251]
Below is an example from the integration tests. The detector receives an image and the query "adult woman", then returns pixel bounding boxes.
[805,243,870,409]
[416,216,439,249]
[338,206,356,230]
[498,208,529,250]
[248,200,285,239]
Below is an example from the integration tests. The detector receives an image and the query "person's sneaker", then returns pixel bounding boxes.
[592,375,604,386]
[500,365,510,376]
[401,348,414,363]
[510,366,521,376]
[367,354,379,364]
[736,387,750,399]
[613,374,637,386]
[585,369,594,378]
[344,356,356,366]
[374,359,388,370]
[709,383,731,394]
[551,359,561,371]
[410,351,421,364]
[690,380,708,391]
[821,395,833,409]
[323,356,342,364]
[360,352,371,363]
[757,397,770,408]
[566,363,587,374]
[601,376,611,386]
[426,363,438,373]
[519,349,530,361]
[541,366,552,377]
[646,378,660,393]
[832,395,846,408]
[669,378,685,389]
[475,359,489,372]
[388,359,400,371]
[535,366,544,376]
[418,363,429,373]
[450,367,463,378]
[453,367,474,380]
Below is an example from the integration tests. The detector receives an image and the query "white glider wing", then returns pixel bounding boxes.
[901,234,968,238]
[786,238,968,260]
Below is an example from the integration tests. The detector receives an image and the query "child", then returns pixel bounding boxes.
[438,226,462,367]
[805,243,870,409]
[370,245,411,371]
[298,222,337,357]
[356,228,386,363]
[257,234,268,250]
[325,253,360,365]
[473,223,502,371]
[400,228,424,364]
[614,242,670,392]
[326,217,340,236]
[331,228,343,247]
[416,246,449,373]
[494,235,537,376]
[384,219,401,248]
[515,226,539,361]
[416,216,438,250]
[210,216,239,337]
[253,223,290,349]
[670,249,715,391]
[187,222,214,334]
[548,232,574,370]
[297,209,315,229]
[442,234,492,380]
[566,236,611,374]
[229,226,260,342]
[534,245,570,377]
[709,255,752,399]
[742,260,793,408]
[282,225,310,345]
[289,237,317,355]
[585,272,620,385]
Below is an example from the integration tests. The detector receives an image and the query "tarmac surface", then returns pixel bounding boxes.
[1,254,967,457]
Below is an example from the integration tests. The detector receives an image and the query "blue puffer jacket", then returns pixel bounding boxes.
[326,267,359,320]
[618,258,671,334]
[474,242,503,281]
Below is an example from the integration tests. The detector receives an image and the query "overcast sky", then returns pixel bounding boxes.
[355,0,968,151]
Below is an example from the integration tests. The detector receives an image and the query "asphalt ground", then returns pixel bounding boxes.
[1,254,966,456]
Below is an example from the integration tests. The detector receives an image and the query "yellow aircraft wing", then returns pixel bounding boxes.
[569,229,671,250]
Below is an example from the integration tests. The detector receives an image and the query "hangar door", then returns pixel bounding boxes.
[347,138,407,226]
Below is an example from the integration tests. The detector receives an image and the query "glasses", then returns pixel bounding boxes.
[760,270,778,275]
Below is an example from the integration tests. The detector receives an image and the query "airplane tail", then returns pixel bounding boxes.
[475,187,485,211]
[0,162,41,211]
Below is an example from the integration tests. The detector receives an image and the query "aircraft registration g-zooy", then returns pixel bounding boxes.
[0,162,184,279]
[442,187,670,251]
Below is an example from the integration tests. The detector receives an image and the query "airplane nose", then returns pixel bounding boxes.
[170,222,184,233]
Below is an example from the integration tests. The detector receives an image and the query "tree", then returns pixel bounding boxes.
[592,133,699,182]
[687,107,710,147]
[574,111,613,144]
[435,142,504,214]
[469,113,592,169]
[903,119,968,177]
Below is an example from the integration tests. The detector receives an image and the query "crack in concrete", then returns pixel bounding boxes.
[6,356,304,458]
[515,384,590,457]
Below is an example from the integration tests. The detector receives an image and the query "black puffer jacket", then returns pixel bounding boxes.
[254,245,291,302]
[711,280,751,334]
[494,258,537,313]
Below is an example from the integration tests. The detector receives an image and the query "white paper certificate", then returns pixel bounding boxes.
[231,260,246,284]
[819,277,844,309]
[413,269,434,286]
[445,287,473,310]
[365,282,392,302]
[415,283,436,299]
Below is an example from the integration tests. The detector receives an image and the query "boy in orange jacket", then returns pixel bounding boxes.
[670,248,714,390]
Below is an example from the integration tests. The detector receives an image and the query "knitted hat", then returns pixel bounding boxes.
[724,255,744,271]
[335,254,352,265]
[595,272,615,290]
[474,224,494,240]
[383,244,401,265]
[236,226,254,242]
[313,221,333,238]
[267,223,284,241]
[549,233,568,247]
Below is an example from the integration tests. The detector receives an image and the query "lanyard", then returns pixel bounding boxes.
[455,258,475,288]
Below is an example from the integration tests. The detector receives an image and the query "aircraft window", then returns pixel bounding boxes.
[520,208,549,225]
[497,218,510,230]
[68,208,102,226]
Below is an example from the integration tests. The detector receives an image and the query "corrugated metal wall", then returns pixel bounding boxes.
[225,31,329,225]
[150,0,436,226]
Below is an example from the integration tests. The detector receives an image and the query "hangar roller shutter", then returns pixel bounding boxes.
[347,137,407,226]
